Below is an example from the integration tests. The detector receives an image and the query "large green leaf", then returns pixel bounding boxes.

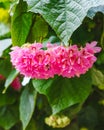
[24,0,104,46]
[32,72,92,114]
[0,105,19,130]
[27,15,48,43]
[20,85,37,130]
[0,92,16,107]
[11,0,33,46]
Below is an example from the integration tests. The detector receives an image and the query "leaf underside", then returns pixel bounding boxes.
[24,0,104,46]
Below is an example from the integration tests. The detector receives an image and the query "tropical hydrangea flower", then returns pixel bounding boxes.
[10,41,101,79]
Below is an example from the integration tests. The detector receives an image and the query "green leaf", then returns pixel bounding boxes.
[87,5,104,19]
[32,72,92,114]
[0,58,12,78]
[0,105,19,130]
[64,103,83,119]
[0,92,16,107]
[11,0,33,46]
[20,85,37,130]
[78,106,98,129]
[4,69,19,93]
[71,23,94,45]
[24,0,104,46]
[92,68,104,90]
[27,15,48,43]
[26,118,44,130]
[26,119,37,130]
[26,118,43,130]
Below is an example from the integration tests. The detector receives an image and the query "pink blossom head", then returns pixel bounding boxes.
[85,41,101,54]
[10,43,55,79]
[10,42,101,79]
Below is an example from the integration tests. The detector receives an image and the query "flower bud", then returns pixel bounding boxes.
[45,114,70,128]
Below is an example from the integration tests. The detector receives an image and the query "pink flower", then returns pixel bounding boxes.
[10,42,101,79]
[0,73,21,90]
[11,77,21,91]
[10,43,55,79]
[85,41,101,54]
[0,74,5,80]
[51,45,68,75]
[61,45,79,78]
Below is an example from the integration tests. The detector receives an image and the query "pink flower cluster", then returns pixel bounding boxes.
[0,74,21,91]
[10,41,101,79]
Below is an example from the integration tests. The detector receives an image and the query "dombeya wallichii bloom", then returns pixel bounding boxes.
[10,41,101,79]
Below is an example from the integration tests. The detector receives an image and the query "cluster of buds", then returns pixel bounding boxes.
[10,41,101,79]
[45,114,70,128]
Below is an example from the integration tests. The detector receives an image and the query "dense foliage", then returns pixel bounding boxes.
[0,0,104,130]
